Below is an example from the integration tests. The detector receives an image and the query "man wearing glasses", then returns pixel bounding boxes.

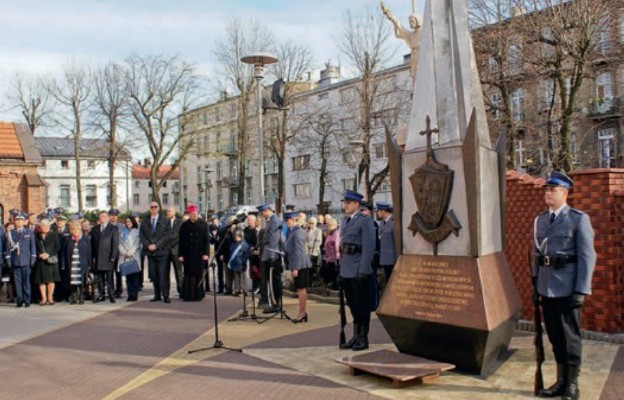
[140,202,173,303]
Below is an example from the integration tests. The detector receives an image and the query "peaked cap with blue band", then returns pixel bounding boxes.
[256,203,273,212]
[376,202,392,211]
[543,171,574,190]
[342,190,364,203]
[283,211,299,219]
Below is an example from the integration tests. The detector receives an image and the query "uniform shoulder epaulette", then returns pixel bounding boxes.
[569,208,584,216]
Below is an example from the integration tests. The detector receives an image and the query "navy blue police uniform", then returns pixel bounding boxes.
[4,214,36,307]
[339,191,376,351]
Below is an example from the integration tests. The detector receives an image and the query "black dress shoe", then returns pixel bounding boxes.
[291,313,309,324]
[16,302,23,308]
[262,305,279,314]
[163,297,171,303]
[94,295,105,303]
[24,303,31,308]
[109,297,116,303]
[150,297,162,302]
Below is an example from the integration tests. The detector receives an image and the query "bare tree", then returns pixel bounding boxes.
[292,103,343,214]
[470,0,525,169]
[124,54,204,207]
[520,0,620,171]
[338,6,397,200]
[472,0,621,172]
[213,18,274,205]
[8,73,52,135]
[44,63,93,211]
[93,62,131,207]
[266,40,314,209]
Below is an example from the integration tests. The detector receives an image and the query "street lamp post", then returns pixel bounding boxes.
[204,167,214,215]
[349,140,366,192]
[241,53,278,205]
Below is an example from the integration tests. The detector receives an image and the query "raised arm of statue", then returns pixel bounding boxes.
[381,2,406,44]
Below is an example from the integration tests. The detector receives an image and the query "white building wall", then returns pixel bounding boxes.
[39,158,131,212]
[131,178,181,213]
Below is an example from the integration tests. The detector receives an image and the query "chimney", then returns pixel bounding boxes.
[144,158,151,167]
[318,63,341,88]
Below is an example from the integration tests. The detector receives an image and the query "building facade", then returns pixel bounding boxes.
[179,61,411,214]
[131,161,181,213]
[0,122,46,223]
[473,2,624,173]
[35,137,132,212]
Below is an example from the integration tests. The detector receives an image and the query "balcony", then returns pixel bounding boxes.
[219,143,238,156]
[220,176,239,188]
[587,97,623,120]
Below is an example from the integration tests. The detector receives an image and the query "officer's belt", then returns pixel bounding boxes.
[340,243,362,255]
[537,255,577,268]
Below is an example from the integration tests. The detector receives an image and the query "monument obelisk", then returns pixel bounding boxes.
[377,0,521,376]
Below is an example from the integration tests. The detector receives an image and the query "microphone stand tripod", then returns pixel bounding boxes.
[188,225,241,354]
[263,250,293,322]
[227,273,271,324]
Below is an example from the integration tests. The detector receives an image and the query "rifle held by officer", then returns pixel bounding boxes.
[531,251,545,396]
[338,265,347,346]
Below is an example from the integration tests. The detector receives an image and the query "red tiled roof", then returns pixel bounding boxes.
[0,122,25,159]
[132,164,180,180]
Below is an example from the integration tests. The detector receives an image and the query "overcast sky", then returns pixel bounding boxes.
[0,0,425,122]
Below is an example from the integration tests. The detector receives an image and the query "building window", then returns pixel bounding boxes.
[595,18,611,54]
[174,193,180,205]
[343,178,355,191]
[162,193,169,205]
[511,88,524,122]
[488,56,498,74]
[490,92,502,120]
[292,154,311,171]
[598,128,616,168]
[379,178,391,193]
[60,185,71,207]
[133,193,140,205]
[41,160,47,169]
[230,102,237,118]
[202,112,208,125]
[595,72,613,113]
[508,44,522,75]
[134,180,140,188]
[318,93,328,101]
[543,79,555,109]
[293,183,311,198]
[87,160,96,169]
[215,107,220,122]
[375,143,387,159]
[85,185,97,207]
[61,160,69,169]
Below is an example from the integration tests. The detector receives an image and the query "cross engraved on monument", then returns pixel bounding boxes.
[407,115,461,255]
[377,0,521,377]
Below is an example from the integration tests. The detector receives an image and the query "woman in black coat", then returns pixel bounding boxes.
[34,219,61,305]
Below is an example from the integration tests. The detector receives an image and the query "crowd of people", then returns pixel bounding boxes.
[0,194,397,335]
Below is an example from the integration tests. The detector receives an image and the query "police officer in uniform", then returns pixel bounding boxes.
[339,191,376,351]
[533,171,596,400]
[4,213,36,307]
[376,202,397,282]
[258,203,283,313]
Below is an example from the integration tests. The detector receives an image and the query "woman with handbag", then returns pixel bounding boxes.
[118,215,142,302]
[34,219,61,305]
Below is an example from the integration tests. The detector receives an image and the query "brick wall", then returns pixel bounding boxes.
[0,163,45,223]
[504,169,624,333]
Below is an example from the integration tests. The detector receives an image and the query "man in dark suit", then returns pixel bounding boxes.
[90,210,120,303]
[140,202,173,303]
[533,171,596,400]
[53,213,72,302]
[109,208,125,298]
[166,207,183,295]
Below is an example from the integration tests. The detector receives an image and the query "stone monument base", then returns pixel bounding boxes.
[376,253,521,376]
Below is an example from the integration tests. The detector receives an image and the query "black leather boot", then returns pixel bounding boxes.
[352,324,369,351]
[538,363,566,397]
[562,365,580,400]
[340,324,359,349]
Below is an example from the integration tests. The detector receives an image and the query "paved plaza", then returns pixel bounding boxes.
[0,286,622,400]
